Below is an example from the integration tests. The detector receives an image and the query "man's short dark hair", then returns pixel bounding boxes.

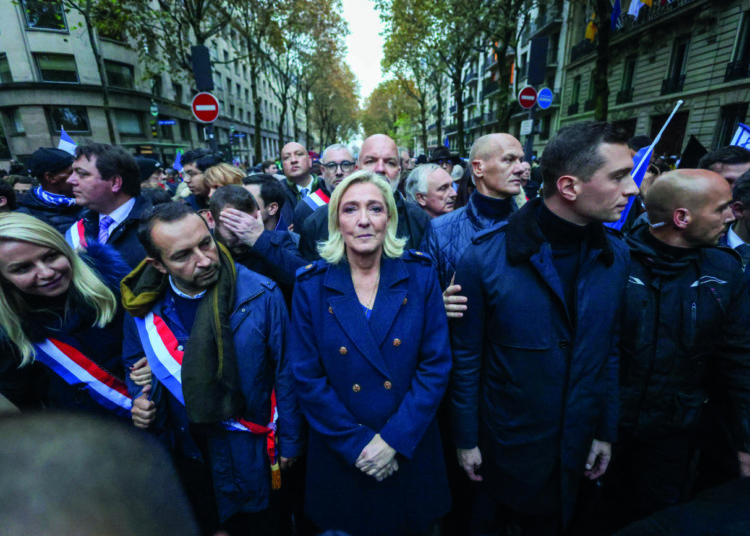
[627,135,652,152]
[698,146,750,170]
[209,184,258,223]
[180,148,211,167]
[75,143,141,198]
[241,174,286,209]
[137,202,201,260]
[540,121,629,198]
[0,179,17,210]
[732,169,750,204]
[261,160,276,171]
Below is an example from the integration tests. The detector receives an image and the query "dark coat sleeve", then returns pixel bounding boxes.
[448,244,485,449]
[249,230,307,286]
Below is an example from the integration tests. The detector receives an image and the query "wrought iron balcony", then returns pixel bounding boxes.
[660,74,685,95]
[725,60,750,83]
[570,40,596,63]
[567,102,579,116]
[584,99,595,112]
[616,88,634,104]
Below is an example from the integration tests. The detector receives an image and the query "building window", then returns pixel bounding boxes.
[726,11,750,82]
[47,106,90,133]
[105,61,135,89]
[180,119,192,141]
[617,56,636,104]
[173,83,183,103]
[0,121,11,159]
[151,75,162,96]
[35,53,78,83]
[0,54,12,83]
[715,103,748,148]
[115,110,143,135]
[21,0,67,31]
[568,75,581,115]
[3,108,25,135]
[160,122,173,140]
[662,35,689,94]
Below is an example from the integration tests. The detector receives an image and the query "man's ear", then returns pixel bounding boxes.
[146,257,168,274]
[415,191,427,208]
[471,159,483,179]
[732,201,744,219]
[110,175,123,194]
[267,202,279,217]
[556,175,579,202]
[673,208,691,229]
[201,210,215,229]
[0,196,7,208]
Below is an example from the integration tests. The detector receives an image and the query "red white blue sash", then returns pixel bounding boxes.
[34,338,132,417]
[302,188,330,212]
[65,219,88,249]
[133,312,276,436]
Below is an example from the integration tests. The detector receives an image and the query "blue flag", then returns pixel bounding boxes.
[611,0,622,29]
[605,145,652,231]
[444,137,450,148]
[731,122,750,150]
[58,127,77,155]
[172,150,183,172]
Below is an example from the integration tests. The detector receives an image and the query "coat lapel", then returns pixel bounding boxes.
[368,257,408,348]
[325,263,392,378]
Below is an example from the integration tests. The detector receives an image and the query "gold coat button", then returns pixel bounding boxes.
[384,381,392,390]
[393,338,401,347]
[339,346,348,355]
[402,297,408,305]
[305,264,313,269]
[328,306,334,314]
[352,384,361,393]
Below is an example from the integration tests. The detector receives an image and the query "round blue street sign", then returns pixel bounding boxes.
[537,87,554,110]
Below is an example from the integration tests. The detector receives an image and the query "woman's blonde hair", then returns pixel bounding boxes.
[318,170,405,264]
[204,163,244,190]
[0,213,117,366]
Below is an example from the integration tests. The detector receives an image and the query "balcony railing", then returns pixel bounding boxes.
[614,0,701,37]
[482,80,499,98]
[570,40,596,63]
[465,71,478,83]
[449,104,457,114]
[445,123,457,134]
[567,102,579,116]
[616,88,634,104]
[725,60,750,83]
[584,99,595,112]
[660,74,685,95]
[427,122,437,131]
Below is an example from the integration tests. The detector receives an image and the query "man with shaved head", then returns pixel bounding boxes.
[597,169,750,531]
[297,134,429,260]
[422,133,526,300]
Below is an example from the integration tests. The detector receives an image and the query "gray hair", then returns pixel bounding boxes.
[321,143,353,163]
[405,163,440,203]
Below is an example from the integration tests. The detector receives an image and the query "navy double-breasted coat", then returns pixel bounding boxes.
[288,252,451,536]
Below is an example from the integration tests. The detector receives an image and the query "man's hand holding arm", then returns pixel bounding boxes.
[584,439,612,479]
[131,384,155,429]
[457,446,483,481]
[443,273,468,318]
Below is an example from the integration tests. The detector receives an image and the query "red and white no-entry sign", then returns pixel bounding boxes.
[191,92,220,123]
[518,86,538,109]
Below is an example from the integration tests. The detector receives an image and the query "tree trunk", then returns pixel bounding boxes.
[454,73,465,155]
[593,0,611,121]
[248,40,263,162]
[83,14,117,144]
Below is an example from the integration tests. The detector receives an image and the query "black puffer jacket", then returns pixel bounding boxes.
[16,188,85,234]
[619,226,750,451]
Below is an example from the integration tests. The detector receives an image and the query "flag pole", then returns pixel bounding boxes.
[633,99,683,177]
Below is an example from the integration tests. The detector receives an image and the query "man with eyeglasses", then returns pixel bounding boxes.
[292,143,355,232]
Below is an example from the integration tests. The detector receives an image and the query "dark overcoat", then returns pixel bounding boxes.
[450,199,630,525]
[288,252,451,536]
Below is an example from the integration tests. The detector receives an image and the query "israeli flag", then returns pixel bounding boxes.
[731,123,750,150]
[58,127,77,155]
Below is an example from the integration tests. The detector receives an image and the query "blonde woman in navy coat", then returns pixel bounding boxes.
[288,170,452,536]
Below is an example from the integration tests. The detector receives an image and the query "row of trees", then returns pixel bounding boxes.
[50,0,360,153]
[369,0,618,156]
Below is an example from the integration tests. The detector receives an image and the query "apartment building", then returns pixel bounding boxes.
[0,0,308,168]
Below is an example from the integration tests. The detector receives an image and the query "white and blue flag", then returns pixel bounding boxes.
[58,127,77,155]
[731,122,750,150]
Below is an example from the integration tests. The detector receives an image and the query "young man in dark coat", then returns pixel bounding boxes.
[17,147,84,233]
[450,122,638,534]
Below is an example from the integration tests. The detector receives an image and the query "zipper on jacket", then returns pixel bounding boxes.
[690,302,696,344]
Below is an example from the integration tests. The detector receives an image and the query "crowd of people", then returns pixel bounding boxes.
[1,124,750,536]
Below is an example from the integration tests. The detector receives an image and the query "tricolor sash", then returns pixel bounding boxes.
[133,312,277,437]
[34,338,132,417]
[302,188,330,212]
[65,219,88,249]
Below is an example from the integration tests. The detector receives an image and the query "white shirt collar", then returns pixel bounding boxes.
[100,197,136,232]
[168,276,206,300]
[727,226,746,249]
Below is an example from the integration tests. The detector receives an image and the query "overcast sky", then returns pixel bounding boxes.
[341,0,386,104]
